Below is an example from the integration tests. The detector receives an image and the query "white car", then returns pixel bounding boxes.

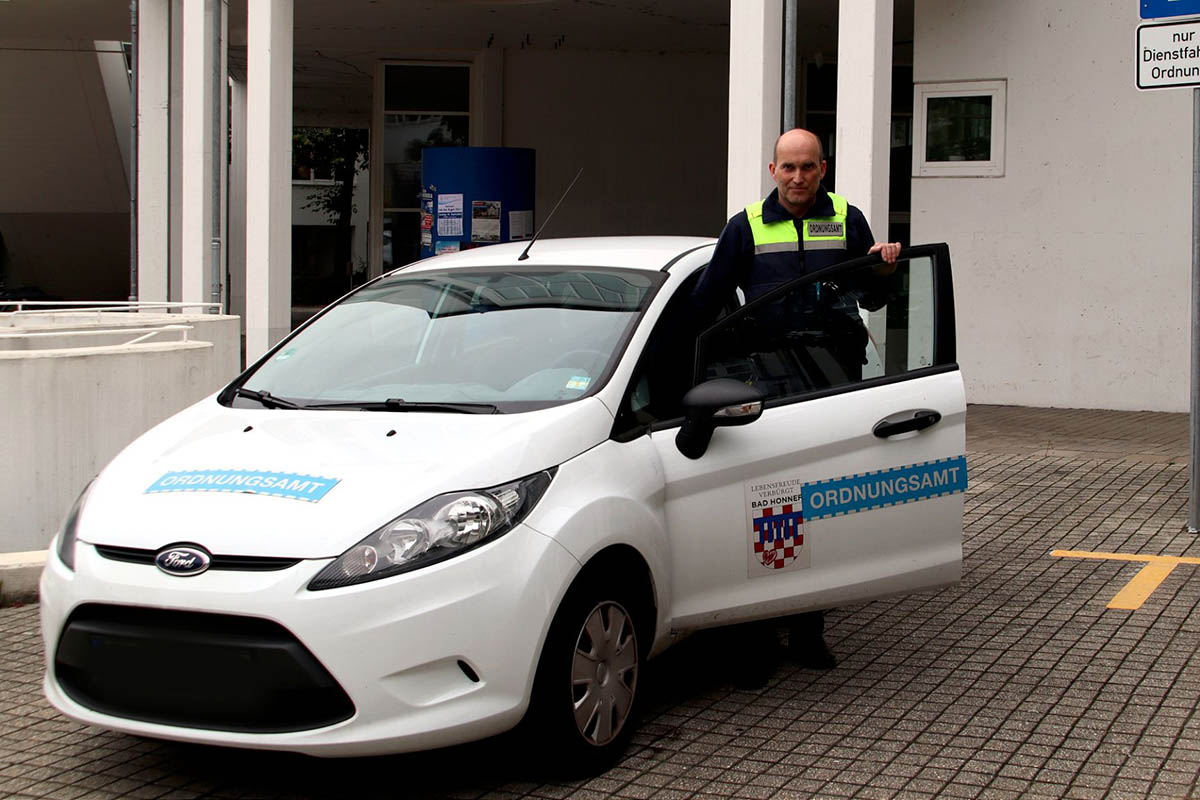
[41,236,966,771]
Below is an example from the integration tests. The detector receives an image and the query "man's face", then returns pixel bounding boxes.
[769,134,826,216]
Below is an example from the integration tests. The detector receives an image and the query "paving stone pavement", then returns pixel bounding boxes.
[2,404,1199,800]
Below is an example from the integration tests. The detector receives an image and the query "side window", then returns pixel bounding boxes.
[613,271,711,435]
[696,250,947,403]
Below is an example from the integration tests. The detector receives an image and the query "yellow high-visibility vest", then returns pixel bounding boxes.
[746,193,848,254]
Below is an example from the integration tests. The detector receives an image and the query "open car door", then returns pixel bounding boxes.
[654,244,966,631]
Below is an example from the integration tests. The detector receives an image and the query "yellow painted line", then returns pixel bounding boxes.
[1107,560,1179,610]
[1051,550,1200,610]
[1051,549,1200,565]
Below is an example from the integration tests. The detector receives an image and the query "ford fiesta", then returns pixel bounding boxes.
[41,236,966,771]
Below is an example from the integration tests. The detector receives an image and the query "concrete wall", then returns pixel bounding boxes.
[503,49,730,239]
[912,0,1192,411]
[0,314,241,553]
[0,41,131,300]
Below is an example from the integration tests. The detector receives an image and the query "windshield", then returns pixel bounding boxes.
[231,267,663,413]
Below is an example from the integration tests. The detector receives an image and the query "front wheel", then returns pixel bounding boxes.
[526,575,644,774]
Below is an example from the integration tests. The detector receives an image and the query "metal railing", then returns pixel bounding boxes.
[0,302,218,346]
[0,301,221,315]
[0,324,194,346]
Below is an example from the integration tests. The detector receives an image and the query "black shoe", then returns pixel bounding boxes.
[784,610,836,670]
[789,636,837,670]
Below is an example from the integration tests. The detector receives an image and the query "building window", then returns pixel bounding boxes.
[913,80,1006,177]
[381,63,471,270]
[292,127,358,184]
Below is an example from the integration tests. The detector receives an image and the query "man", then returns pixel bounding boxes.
[693,128,900,322]
[692,128,901,683]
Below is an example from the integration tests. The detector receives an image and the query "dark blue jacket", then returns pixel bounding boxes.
[691,186,878,323]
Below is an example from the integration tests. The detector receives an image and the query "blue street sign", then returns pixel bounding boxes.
[1143,0,1200,19]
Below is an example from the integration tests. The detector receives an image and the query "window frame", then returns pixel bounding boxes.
[610,269,711,441]
[693,244,958,413]
[912,80,1006,178]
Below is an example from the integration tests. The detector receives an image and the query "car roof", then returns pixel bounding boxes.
[390,236,716,275]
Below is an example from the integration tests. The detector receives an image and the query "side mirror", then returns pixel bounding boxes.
[675,379,764,459]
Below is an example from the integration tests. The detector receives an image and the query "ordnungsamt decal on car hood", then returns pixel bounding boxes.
[145,469,341,502]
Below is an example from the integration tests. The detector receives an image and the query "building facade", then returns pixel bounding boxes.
[1,0,1191,410]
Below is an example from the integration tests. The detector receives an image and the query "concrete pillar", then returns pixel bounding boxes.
[180,0,216,305]
[726,0,782,218]
[228,78,247,327]
[218,1,228,313]
[369,62,384,278]
[471,48,504,147]
[169,0,183,301]
[94,41,132,193]
[245,0,293,360]
[835,0,893,242]
[137,0,170,303]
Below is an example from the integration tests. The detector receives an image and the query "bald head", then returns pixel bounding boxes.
[768,128,827,217]
[774,128,825,163]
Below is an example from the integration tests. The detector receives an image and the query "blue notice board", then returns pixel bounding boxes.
[1143,0,1200,19]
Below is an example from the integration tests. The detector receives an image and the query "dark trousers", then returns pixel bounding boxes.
[787,609,826,644]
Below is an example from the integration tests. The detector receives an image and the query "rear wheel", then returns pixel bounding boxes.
[527,573,645,774]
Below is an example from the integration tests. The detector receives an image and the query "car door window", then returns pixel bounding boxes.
[613,272,706,433]
[696,245,953,404]
[613,268,749,438]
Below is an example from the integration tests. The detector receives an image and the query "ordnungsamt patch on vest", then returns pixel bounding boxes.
[806,221,844,237]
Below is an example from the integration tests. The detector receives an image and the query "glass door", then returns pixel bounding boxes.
[381,63,471,270]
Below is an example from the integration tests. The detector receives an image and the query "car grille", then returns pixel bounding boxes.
[94,544,300,571]
[54,604,355,733]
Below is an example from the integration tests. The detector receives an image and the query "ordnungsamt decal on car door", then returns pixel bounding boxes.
[744,456,967,578]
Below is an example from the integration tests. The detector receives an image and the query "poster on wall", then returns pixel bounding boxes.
[436,193,462,215]
[436,193,464,238]
[471,201,501,243]
[509,210,533,240]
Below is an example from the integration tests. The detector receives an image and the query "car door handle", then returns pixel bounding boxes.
[872,409,942,439]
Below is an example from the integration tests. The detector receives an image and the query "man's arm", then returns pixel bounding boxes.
[845,205,900,265]
[869,241,901,264]
[844,206,901,310]
[690,213,751,326]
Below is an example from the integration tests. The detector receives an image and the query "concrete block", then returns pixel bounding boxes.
[0,550,46,605]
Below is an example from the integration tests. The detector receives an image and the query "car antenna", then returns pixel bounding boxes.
[518,168,583,261]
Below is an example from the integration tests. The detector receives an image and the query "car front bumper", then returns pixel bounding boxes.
[40,525,579,757]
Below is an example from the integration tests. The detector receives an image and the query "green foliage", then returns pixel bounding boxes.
[292,127,369,226]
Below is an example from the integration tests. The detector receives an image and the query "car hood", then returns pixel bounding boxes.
[78,396,614,558]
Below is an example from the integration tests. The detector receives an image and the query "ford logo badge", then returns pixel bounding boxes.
[154,544,212,577]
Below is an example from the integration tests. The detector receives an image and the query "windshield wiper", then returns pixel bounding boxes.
[305,399,500,414]
[234,387,303,409]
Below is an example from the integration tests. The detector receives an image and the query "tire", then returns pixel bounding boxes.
[525,571,645,775]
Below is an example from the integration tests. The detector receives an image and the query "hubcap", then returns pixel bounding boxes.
[570,600,638,746]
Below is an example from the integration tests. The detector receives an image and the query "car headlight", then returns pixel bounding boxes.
[308,469,556,591]
[55,481,94,571]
